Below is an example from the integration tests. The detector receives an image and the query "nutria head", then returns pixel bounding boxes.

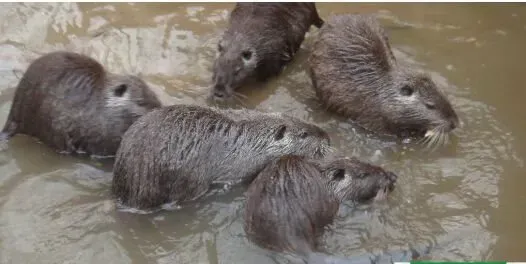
[321,157,397,202]
[309,14,460,144]
[244,155,396,258]
[385,70,460,142]
[210,3,324,102]
[232,111,332,160]
[105,74,161,118]
[210,32,260,101]
[0,51,162,157]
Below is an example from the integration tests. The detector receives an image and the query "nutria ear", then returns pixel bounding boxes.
[299,130,308,139]
[113,84,127,97]
[241,50,252,61]
[333,169,345,181]
[274,125,287,140]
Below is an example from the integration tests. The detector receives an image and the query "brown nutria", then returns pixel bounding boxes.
[111,104,331,210]
[243,155,397,263]
[308,14,460,145]
[210,3,324,101]
[0,51,162,157]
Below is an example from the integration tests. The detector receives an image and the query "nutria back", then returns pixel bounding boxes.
[244,155,398,260]
[309,14,459,141]
[244,155,339,255]
[112,104,331,210]
[0,51,162,157]
[210,3,324,101]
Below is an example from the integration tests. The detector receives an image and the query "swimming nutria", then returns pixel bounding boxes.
[0,51,162,157]
[308,14,460,144]
[210,3,324,101]
[112,104,331,210]
[244,155,397,263]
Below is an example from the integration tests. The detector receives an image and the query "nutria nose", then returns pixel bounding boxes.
[213,84,226,98]
[386,171,398,183]
[214,91,224,98]
[386,172,397,192]
[449,117,459,130]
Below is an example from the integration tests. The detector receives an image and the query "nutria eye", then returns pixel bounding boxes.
[218,43,224,53]
[400,85,413,96]
[242,51,252,61]
[274,125,287,140]
[333,169,345,181]
[114,84,127,97]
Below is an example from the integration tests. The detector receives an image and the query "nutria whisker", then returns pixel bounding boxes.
[421,124,449,151]
[11,69,21,80]
[233,91,248,99]
[232,95,247,108]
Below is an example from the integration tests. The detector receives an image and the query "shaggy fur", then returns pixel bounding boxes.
[211,3,324,100]
[309,14,459,139]
[244,155,397,260]
[112,104,331,210]
[0,51,161,157]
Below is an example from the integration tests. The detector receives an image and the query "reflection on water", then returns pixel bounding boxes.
[0,3,525,263]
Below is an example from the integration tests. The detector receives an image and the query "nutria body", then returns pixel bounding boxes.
[244,155,397,262]
[0,51,162,157]
[112,104,331,210]
[309,14,459,142]
[211,3,324,101]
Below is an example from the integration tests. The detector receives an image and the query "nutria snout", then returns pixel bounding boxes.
[211,3,324,102]
[308,14,460,144]
[321,156,397,202]
[244,155,397,258]
[112,104,332,210]
[0,51,161,157]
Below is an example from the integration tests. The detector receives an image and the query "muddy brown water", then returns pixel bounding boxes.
[0,2,525,264]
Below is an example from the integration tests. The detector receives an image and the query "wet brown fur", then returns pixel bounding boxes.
[309,14,459,139]
[112,104,331,210]
[0,51,161,157]
[211,3,324,100]
[244,155,397,260]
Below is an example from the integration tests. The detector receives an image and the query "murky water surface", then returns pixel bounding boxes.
[0,3,525,263]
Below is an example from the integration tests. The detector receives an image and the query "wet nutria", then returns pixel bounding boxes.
[112,104,331,210]
[244,155,397,263]
[0,51,162,157]
[210,3,324,101]
[308,14,460,144]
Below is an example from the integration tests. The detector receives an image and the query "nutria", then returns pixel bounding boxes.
[308,14,459,144]
[210,3,324,101]
[112,104,331,210]
[0,51,162,157]
[243,155,397,263]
